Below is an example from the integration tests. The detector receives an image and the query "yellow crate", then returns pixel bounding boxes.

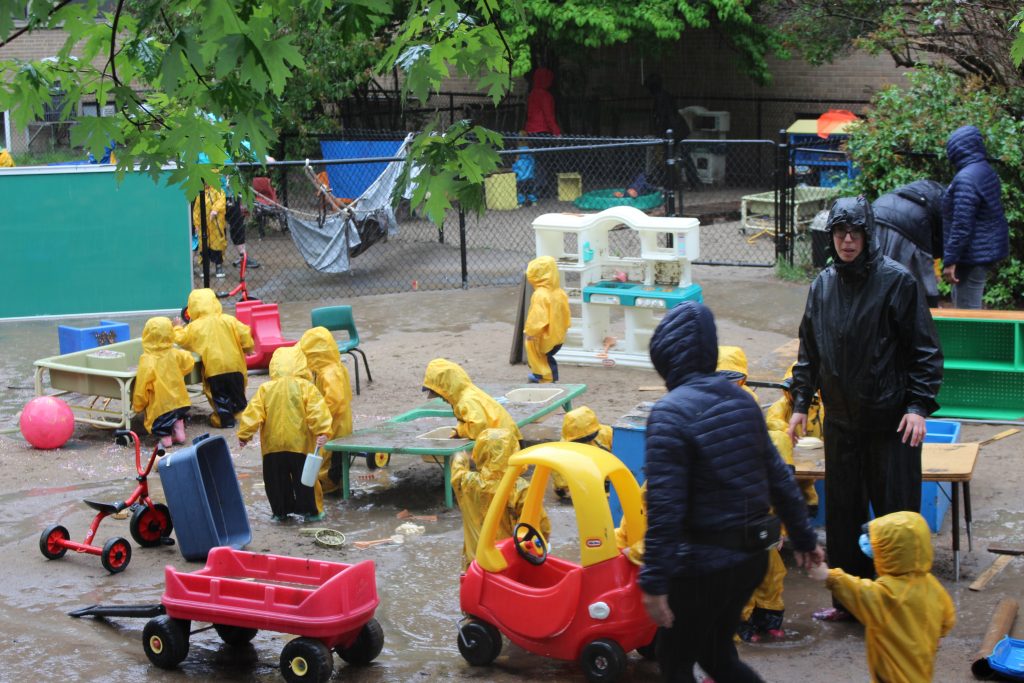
[557,172,582,202]
[485,172,519,210]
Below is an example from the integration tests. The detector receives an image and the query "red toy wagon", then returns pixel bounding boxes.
[144,547,382,683]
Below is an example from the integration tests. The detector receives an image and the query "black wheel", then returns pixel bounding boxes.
[142,615,190,669]
[580,639,627,683]
[280,637,333,683]
[101,536,132,573]
[364,452,390,470]
[130,503,173,547]
[336,618,384,665]
[457,619,502,666]
[39,524,70,560]
[635,637,658,660]
[214,623,258,647]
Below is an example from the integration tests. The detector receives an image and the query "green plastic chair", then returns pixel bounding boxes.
[310,305,373,394]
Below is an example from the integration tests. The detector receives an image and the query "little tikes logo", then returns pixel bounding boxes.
[585,538,602,548]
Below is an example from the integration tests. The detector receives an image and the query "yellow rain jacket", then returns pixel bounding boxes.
[422,359,522,442]
[614,481,646,565]
[827,511,956,683]
[717,345,758,401]
[0,149,14,167]
[192,185,228,252]
[132,317,195,432]
[524,256,571,383]
[451,428,551,570]
[554,406,613,493]
[237,346,333,456]
[765,363,822,507]
[300,327,353,494]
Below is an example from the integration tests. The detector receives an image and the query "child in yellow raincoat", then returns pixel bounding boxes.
[717,345,758,401]
[451,427,551,570]
[766,364,822,515]
[0,148,14,167]
[132,317,195,448]
[814,511,955,682]
[421,358,522,442]
[299,327,353,494]
[192,184,228,278]
[553,406,613,500]
[174,288,254,428]
[237,346,333,522]
[524,256,570,383]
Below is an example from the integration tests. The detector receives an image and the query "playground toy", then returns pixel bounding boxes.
[20,395,75,449]
[532,206,701,369]
[39,429,173,573]
[216,251,253,303]
[57,320,130,354]
[233,299,298,370]
[69,547,383,683]
[458,441,656,682]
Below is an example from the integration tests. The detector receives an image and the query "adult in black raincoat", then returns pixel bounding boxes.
[640,301,823,683]
[872,179,944,308]
[788,196,943,621]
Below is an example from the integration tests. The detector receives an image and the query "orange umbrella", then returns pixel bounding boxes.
[817,109,858,138]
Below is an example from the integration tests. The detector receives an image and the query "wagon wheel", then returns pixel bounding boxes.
[142,615,190,669]
[336,618,384,665]
[101,537,132,573]
[457,619,502,666]
[280,637,333,683]
[214,623,258,647]
[365,452,390,470]
[39,524,70,560]
[130,503,173,547]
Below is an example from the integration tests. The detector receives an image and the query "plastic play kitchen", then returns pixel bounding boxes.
[458,441,656,682]
[70,547,383,683]
[532,206,702,369]
[39,430,174,573]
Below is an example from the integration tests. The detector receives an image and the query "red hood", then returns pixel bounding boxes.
[532,67,554,91]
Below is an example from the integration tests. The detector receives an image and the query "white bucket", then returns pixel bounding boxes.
[300,447,323,488]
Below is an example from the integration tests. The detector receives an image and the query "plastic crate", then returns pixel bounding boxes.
[157,434,251,561]
[485,172,518,210]
[557,172,582,202]
[57,320,130,354]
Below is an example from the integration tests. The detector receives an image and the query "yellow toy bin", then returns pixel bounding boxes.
[485,172,519,210]
[557,172,582,202]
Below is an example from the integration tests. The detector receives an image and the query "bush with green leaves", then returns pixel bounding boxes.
[846,67,1024,309]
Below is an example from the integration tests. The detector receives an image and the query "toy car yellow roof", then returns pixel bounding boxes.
[475,442,646,572]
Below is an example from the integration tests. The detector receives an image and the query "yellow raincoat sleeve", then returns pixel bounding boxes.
[454,401,487,440]
[230,316,255,354]
[320,365,353,437]
[237,385,268,445]
[765,397,791,433]
[132,360,156,416]
[302,382,334,441]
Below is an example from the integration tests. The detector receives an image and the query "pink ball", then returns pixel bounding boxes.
[20,396,75,450]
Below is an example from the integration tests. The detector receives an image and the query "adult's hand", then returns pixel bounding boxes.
[642,592,674,629]
[795,544,825,569]
[942,264,958,284]
[898,413,927,447]
[787,413,808,444]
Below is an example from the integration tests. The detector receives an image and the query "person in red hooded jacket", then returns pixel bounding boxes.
[524,67,561,136]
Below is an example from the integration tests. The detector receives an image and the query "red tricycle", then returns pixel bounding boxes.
[39,429,174,573]
[458,442,656,682]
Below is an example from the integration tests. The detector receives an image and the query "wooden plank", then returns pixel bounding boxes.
[989,544,1024,556]
[509,274,530,365]
[931,308,1024,321]
[980,428,1020,447]
[969,555,1014,591]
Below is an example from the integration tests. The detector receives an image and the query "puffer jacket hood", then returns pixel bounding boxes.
[869,511,932,577]
[649,302,718,390]
[532,67,554,91]
[946,125,987,170]
[186,288,222,320]
[142,317,174,354]
[826,196,877,278]
[472,428,517,485]
[422,358,472,404]
[526,255,560,290]
[269,345,310,381]
[872,179,945,255]
[300,327,342,374]
[562,406,602,443]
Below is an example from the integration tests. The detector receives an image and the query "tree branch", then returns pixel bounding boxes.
[0,0,75,48]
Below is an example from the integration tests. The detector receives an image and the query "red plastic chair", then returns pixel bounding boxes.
[245,303,297,370]
[252,177,277,205]
[233,299,264,328]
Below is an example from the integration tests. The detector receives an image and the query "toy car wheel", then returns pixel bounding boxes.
[142,615,190,669]
[214,624,258,647]
[101,536,132,573]
[635,637,658,660]
[580,639,626,682]
[39,524,70,560]
[365,452,390,470]
[457,619,502,666]
[130,503,174,547]
[280,637,333,683]
[336,617,384,665]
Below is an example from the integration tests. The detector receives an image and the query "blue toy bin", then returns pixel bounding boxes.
[157,434,251,562]
[57,320,131,354]
[989,636,1024,680]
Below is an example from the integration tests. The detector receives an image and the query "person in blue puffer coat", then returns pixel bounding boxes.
[941,125,1009,309]
[639,301,823,683]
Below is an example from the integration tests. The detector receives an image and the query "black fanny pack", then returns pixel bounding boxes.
[685,514,781,552]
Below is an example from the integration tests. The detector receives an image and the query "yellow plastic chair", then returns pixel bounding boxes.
[310,305,373,394]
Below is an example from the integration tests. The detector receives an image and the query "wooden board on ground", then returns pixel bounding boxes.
[970,555,1015,592]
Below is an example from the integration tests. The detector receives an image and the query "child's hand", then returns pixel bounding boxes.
[238,439,249,449]
[172,316,184,327]
[807,562,830,581]
[316,434,328,447]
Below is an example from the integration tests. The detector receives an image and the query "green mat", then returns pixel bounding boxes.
[574,188,664,211]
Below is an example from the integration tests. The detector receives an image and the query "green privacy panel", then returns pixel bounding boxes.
[0,167,191,318]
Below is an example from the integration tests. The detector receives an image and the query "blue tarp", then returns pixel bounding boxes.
[319,140,405,200]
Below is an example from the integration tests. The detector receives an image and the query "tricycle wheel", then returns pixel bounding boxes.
[142,615,190,669]
[214,623,258,647]
[130,503,173,547]
[39,524,70,560]
[336,617,384,665]
[580,639,626,682]
[101,536,132,573]
[457,619,502,666]
[280,637,333,683]
[365,452,390,470]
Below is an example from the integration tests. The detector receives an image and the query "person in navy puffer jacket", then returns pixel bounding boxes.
[639,301,823,683]
[941,125,1009,309]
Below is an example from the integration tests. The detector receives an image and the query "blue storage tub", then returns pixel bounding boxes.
[58,320,130,354]
[157,434,251,561]
[989,636,1024,680]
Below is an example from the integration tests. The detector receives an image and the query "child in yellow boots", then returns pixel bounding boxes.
[132,317,194,448]
[299,327,353,494]
[524,256,570,383]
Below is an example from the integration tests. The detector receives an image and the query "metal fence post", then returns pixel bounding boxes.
[664,131,679,217]
[199,188,210,288]
[459,204,468,289]
[774,128,792,266]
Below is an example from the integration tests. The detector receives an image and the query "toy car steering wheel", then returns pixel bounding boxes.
[513,522,548,565]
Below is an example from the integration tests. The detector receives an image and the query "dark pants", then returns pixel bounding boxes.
[263,451,317,517]
[824,420,922,594]
[227,197,246,245]
[206,372,247,428]
[202,246,223,265]
[150,406,189,437]
[547,344,562,382]
[657,552,768,683]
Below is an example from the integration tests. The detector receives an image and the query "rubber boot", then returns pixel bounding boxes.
[753,608,786,639]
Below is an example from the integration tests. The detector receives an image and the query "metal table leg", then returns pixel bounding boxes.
[951,482,961,581]
[341,452,351,501]
[443,455,453,509]
[964,481,973,552]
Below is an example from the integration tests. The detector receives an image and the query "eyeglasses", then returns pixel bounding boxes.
[832,227,865,239]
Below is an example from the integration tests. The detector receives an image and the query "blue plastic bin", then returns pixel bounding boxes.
[58,320,130,354]
[157,434,251,561]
